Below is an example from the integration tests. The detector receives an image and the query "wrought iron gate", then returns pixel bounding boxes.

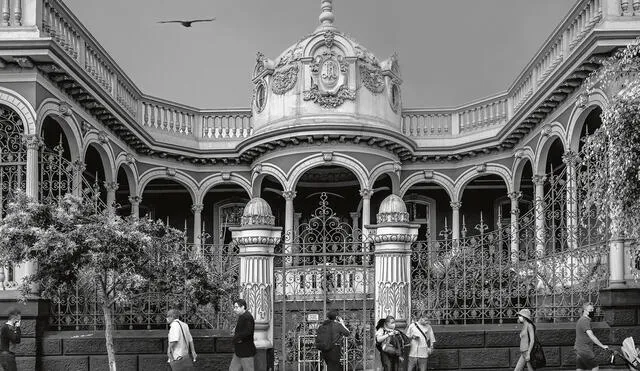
[274,193,375,370]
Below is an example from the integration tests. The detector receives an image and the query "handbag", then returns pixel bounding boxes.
[380,331,402,356]
[169,321,194,371]
[527,328,546,368]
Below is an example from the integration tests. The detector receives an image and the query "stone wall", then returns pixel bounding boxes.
[425,322,640,370]
[8,322,638,371]
[27,330,235,371]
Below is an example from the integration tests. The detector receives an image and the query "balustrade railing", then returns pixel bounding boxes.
[459,97,509,133]
[401,110,452,137]
[202,111,253,139]
[141,101,194,136]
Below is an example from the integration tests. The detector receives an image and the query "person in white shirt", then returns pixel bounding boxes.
[166,309,197,370]
[405,313,436,371]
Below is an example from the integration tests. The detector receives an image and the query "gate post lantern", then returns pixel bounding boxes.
[368,194,419,331]
[231,197,282,370]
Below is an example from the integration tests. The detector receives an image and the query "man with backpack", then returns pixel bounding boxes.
[315,309,350,371]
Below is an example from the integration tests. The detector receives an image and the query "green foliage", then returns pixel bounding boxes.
[581,39,640,241]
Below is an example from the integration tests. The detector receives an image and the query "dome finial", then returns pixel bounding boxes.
[316,0,336,31]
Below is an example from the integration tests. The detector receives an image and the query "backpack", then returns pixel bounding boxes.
[315,322,335,351]
[527,328,546,368]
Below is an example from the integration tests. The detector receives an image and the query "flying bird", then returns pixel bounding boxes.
[157,18,216,28]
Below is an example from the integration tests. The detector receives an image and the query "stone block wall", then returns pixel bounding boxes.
[27,330,235,371]
[425,322,640,370]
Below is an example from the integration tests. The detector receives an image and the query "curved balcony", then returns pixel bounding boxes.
[1,0,638,159]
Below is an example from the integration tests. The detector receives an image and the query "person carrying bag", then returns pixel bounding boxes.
[166,309,197,371]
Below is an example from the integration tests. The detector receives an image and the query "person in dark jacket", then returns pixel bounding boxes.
[230,299,256,371]
[0,307,21,371]
[320,309,350,371]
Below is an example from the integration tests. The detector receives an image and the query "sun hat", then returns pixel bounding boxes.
[517,309,532,322]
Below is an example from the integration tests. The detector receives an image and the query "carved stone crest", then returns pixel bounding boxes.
[271,63,299,95]
[323,30,335,48]
[304,50,355,108]
[360,63,384,94]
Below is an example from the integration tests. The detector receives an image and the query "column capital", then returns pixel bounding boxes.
[282,190,297,201]
[72,159,86,173]
[532,174,546,186]
[359,188,374,199]
[21,134,42,150]
[562,150,580,166]
[104,181,119,192]
[128,195,142,204]
[508,191,522,202]
[449,201,462,210]
[191,203,204,214]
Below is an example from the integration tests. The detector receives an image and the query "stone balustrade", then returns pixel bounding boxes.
[141,100,195,135]
[401,110,452,137]
[201,110,253,139]
[459,97,509,134]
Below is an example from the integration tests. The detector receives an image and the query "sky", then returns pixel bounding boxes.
[63,0,576,110]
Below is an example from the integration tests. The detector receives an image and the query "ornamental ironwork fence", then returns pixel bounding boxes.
[411,150,613,324]
[47,243,239,331]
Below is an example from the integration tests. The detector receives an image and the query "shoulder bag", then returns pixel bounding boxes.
[170,321,195,371]
[527,326,546,369]
[413,322,433,355]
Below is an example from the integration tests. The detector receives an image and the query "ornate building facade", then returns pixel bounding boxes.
[1,0,640,370]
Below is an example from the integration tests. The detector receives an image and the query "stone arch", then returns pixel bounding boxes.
[138,168,198,203]
[512,147,535,191]
[399,171,455,200]
[0,87,37,135]
[36,100,82,160]
[566,93,607,152]
[251,163,287,197]
[534,128,567,175]
[114,157,139,197]
[453,164,513,201]
[197,173,252,204]
[82,137,116,184]
[369,161,401,194]
[286,152,369,191]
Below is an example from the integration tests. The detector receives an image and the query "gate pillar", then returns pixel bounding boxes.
[368,194,419,330]
[231,197,282,371]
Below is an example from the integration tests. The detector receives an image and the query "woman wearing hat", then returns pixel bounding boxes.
[514,309,536,371]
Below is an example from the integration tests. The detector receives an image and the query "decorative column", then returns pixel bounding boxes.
[1,0,9,27]
[368,194,419,331]
[231,198,282,371]
[350,211,360,240]
[450,201,462,241]
[104,181,118,215]
[20,134,41,288]
[563,151,579,250]
[282,190,296,245]
[609,204,627,288]
[12,0,21,26]
[128,195,141,219]
[532,175,546,256]
[191,203,203,253]
[360,188,373,237]
[22,134,41,199]
[508,191,522,262]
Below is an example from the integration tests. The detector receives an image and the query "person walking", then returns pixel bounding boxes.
[0,308,21,371]
[514,309,536,371]
[376,315,403,371]
[166,309,197,371]
[230,299,256,371]
[575,302,608,371]
[317,309,350,371]
[405,313,435,371]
